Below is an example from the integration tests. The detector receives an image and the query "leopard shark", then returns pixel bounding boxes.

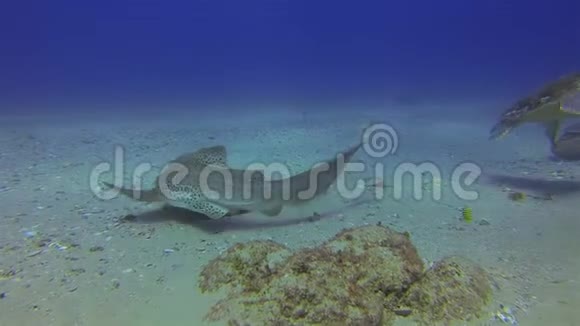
[102,129,367,219]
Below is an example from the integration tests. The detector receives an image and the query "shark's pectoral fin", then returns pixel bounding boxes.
[166,187,229,219]
[260,204,283,217]
[180,199,229,219]
[198,201,230,219]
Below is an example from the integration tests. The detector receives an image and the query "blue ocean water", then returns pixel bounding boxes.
[0,1,579,325]
[1,0,578,116]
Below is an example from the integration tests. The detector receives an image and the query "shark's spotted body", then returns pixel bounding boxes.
[103,132,365,219]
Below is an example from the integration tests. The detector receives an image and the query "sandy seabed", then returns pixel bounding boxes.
[0,108,578,326]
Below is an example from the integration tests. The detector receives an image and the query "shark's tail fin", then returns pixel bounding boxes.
[101,182,162,202]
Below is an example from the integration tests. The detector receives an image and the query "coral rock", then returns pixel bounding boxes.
[198,226,492,326]
[399,256,493,325]
[198,240,291,293]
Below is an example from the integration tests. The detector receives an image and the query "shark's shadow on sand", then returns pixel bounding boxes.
[123,198,371,233]
[483,173,580,197]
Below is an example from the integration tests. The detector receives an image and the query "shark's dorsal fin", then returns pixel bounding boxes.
[174,145,228,168]
[194,145,228,167]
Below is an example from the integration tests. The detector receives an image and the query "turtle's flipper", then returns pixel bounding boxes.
[543,120,561,146]
[551,122,580,161]
[542,101,577,145]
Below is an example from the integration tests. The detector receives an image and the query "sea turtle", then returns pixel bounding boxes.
[489,72,580,145]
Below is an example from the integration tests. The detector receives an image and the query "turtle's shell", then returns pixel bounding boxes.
[499,73,580,122]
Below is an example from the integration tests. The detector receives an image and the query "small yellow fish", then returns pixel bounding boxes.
[508,191,527,202]
[461,206,473,223]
